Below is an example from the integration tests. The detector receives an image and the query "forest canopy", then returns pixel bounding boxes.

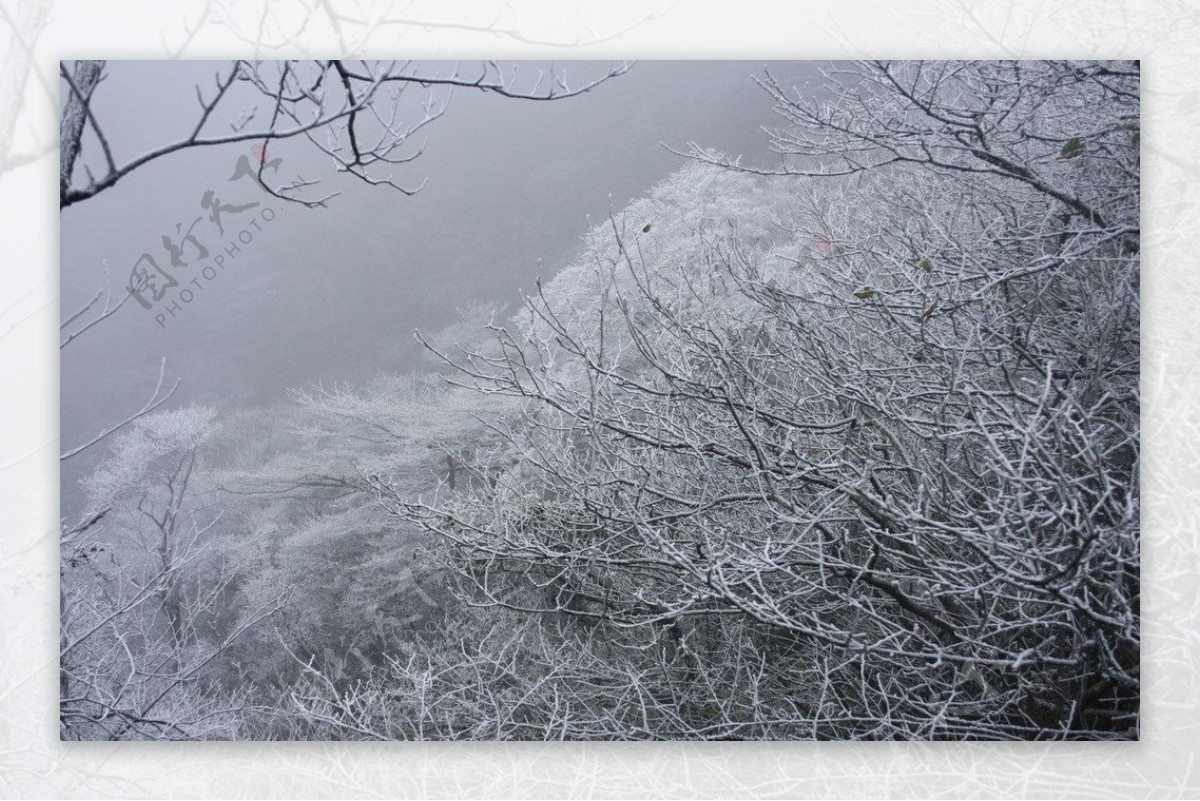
[61,59,1139,741]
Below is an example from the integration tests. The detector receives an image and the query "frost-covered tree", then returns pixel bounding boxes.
[61,59,1139,742]
[392,60,1139,740]
[61,406,286,740]
[190,355,516,698]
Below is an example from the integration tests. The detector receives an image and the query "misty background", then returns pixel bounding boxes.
[60,60,820,515]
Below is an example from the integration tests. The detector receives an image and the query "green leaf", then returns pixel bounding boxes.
[1060,137,1085,158]
[919,258,933,273]
[854,287,876,300]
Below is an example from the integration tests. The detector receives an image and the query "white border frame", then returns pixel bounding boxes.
[3,1,1192,796]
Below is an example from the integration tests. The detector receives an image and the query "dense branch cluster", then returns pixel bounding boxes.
[61,60,1138,740]
[388,60,1140,740]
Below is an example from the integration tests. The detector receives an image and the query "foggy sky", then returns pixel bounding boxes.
[60,60,823,512]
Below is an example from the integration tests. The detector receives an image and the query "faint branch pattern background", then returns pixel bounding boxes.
[208,0,674,55]
[1,0,1198,797]
[0,0,51,177]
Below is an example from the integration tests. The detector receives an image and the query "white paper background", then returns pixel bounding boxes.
[3,1,1194,797]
